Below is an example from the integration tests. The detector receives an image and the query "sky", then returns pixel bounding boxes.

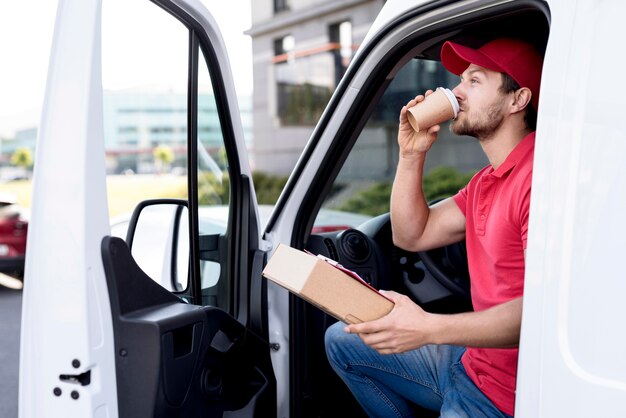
[0,0,253,138]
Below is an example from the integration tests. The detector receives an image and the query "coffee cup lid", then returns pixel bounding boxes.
[437,87,459,118]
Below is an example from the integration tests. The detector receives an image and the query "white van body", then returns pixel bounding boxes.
[19,0,626,417]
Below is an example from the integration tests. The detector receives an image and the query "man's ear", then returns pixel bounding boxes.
[511,87,532,113]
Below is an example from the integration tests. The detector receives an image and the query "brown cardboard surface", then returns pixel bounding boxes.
[262,244,394,324]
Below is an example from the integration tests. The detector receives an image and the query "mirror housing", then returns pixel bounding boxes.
[126,199,189,292]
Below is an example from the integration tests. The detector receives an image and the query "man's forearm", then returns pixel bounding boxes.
[431,297,523,348]
[390,154,430,249]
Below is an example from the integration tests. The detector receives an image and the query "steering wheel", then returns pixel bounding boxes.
[307,211,471,302]
[416,197,471,300]
[417,240,471,299]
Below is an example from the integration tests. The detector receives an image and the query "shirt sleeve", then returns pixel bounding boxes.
[453,185,468,217]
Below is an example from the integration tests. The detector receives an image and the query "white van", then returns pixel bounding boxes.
[19,0,626,417]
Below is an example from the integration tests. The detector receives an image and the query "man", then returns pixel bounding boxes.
[325,38,543,417]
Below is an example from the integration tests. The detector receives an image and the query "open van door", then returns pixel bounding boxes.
[19,0,275,417]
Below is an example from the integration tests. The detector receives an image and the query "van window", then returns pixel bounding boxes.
[317,58,487,220]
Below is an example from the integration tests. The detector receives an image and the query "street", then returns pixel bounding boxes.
[0,275,22,418]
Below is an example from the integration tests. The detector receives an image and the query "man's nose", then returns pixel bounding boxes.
[452,84,463,102]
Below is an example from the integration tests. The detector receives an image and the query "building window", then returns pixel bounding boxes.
[118,126,138,134]
[369,59,453,125]
[329,21,353,85]
[274,35,294,57]
[274,0,291,13]
[273,34,335,126]
[317,58,486,229]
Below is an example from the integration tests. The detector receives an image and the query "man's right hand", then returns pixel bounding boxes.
[398,91,442,158]
[391,91,466,252]
[344,290,437,354]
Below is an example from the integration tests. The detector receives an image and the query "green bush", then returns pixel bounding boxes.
[338,166,476,216]
[422,166,475,202]
[196,167,475,213]
[197,171,289,206]
[197,171,230,206]
[339,182,393,216]
[253,172,289,204]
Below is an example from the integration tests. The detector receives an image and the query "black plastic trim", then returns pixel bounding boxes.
[102,236,277,417]
[151,0,248,317]
[170,204,187,291]
[124,198,189,293]
[125,198,188,249]
[188,31,202,305]
[235,175,251,325]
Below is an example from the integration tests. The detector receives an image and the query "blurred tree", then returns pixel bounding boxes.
[153,145,174,173]
[10,147,33,169]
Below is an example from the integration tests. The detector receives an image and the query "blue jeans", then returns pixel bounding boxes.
[325,322,512,417]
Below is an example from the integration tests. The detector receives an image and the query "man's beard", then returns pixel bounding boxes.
[450,99,506,140]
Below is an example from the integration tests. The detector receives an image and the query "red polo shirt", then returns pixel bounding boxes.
[452,132,535,415]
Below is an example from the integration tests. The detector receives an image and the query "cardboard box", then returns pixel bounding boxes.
[262,244,394,324]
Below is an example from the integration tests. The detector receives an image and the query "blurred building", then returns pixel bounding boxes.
[0,91,252,176]
[0,128,37,160]
[246,0,488,181]
[0,128,38,180]
[246,0,386,175]
[102,90,252,174]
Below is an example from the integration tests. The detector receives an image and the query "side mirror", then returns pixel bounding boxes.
[126,199,189,292]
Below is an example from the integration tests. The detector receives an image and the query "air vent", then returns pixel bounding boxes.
[339,229,371,262]
[323,238,339,261]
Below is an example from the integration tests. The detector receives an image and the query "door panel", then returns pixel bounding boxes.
[20,0,273,415]
[102,0,274,416]
[101,236,275,417]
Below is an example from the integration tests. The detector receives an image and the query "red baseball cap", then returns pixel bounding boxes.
[440,38,543,110]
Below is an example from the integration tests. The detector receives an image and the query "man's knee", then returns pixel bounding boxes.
[324,321,345,361]
[324,321,360,367]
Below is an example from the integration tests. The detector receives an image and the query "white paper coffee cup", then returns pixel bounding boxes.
[406,87,459,132]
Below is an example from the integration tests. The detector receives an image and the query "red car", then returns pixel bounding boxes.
[0,193,28,276]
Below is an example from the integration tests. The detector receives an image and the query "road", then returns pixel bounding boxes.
[0,275,22,418]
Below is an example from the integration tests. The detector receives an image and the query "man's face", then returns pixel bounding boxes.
[450,64,509,140]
